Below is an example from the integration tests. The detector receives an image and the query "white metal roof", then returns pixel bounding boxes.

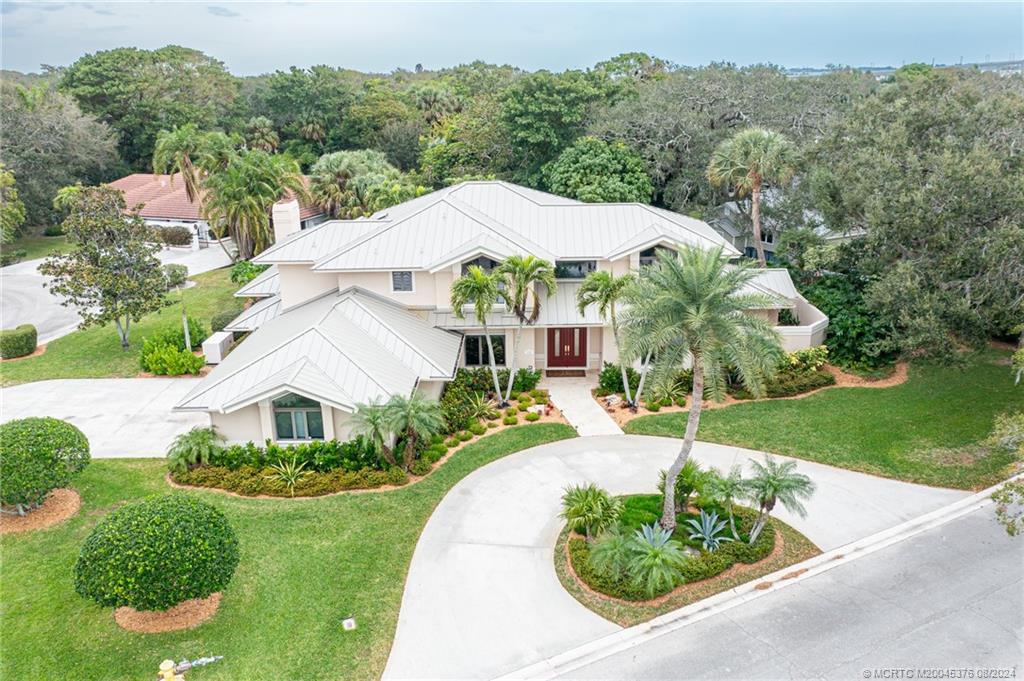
[224,295,282,333]
[428,281,604,328]
[234,266,280,298]
[738,268,800,308]
[175,287,463,414]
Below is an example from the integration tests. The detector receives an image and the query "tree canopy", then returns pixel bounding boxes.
[544,137,652,203]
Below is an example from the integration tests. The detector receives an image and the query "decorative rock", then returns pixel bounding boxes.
[603,394,622,406]
[527,404,545,414]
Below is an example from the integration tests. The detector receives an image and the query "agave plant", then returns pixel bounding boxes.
[684,510,734,551]
[466,392,498,422]
[561,483,623,541]
[265,456,309,497]
[626,524,687,597]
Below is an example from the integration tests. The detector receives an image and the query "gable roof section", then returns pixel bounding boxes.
[737,268,800,309]
[224,295,282,333]
[175,287,462,414]
[252,219,380,264]
[234,265,280,298]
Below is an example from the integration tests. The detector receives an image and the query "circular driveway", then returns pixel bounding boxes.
[383,435,968,680]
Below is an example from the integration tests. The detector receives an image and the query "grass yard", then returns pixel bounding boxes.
[0,423,576,681]
[625,350,1023,490]
[0,268,238,386]
[4,233,72,262]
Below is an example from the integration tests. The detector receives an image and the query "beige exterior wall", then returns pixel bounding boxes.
[747,308,781,325]
[336,271,447,308]
[278,264,337,309]
[417,380,446,400]
[211,406,264,444]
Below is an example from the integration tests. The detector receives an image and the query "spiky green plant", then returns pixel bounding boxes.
[685,510,734,551]
[626,524,687,597]
[165,426,225,474]
[265,456,309,497]
[560,483,623,541]
[744,455,816,543]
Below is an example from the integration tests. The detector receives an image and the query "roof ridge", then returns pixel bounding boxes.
[442,196,556,262]
[345,293,448,376]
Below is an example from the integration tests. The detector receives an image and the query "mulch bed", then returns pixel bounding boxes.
[114,592,221,633]
[0,344,47,362]
[0,489,80,534]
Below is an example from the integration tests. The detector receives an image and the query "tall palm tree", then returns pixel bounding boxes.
[620,245,784,531]
[576,270,636,405]
[246,116,280,153]
[152,123,206,202]
[706,127,798,267]
[309,150,397,218]
[704,464,746,539]
[386,392,445,471]
[351,399,397,468]
[496,255,556,404]
[743,455,816,543]
[202,149,307,260]
[451,265,505,403]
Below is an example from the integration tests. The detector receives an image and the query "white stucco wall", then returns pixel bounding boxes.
[211,406,263,444]
[278,264,337,309]
[336,271,447,308]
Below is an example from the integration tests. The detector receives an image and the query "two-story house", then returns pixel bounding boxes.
[175,181,827,444]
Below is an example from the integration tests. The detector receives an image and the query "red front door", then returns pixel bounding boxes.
[547,327,587,367]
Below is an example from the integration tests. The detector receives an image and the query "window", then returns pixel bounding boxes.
[391,271,413,292]
[461,256,500,275]
[272,394,324,440]
[762,231,774,244]
[554,260,597,279]
[464,334,505,366]
[639,246,676,267]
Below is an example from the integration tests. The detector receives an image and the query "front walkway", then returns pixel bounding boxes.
[0,378,207,457]
[383,435,968,680]
[540,374,623,436]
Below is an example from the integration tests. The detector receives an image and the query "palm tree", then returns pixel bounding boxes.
[165,426,224,474]
[706,128,798,267]
[704,464,746,539]
[451,265,505,403]
[246,116,280,153]
[386,392,445,471]
[620,244,784,532]
[202,149,307,260]
[309,150,398,218]
[350,399,397,468]
[152,123,207,203]
[576,270,636,405]
[496,255,556,404]
[743,455,816,543]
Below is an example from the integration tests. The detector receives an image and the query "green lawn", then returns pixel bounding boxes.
[1,268,238,386]
[0,423,577,681]
[5,233,72,262]
[625,350,1023,490]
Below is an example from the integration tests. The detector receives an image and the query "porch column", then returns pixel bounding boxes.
[320,403,336,440]
[257,400,274,441]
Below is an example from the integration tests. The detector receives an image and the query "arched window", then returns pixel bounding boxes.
[272,393,324,440]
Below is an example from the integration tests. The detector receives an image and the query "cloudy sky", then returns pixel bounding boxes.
[2,1,1021,75]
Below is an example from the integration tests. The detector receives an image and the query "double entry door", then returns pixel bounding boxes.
[547,327,587,367]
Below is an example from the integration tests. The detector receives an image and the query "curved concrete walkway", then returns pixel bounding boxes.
[383,435,968,680]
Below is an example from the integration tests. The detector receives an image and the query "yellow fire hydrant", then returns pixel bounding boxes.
[158,659,183,681]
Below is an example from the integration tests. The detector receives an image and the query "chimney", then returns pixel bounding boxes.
[272,199,302,243]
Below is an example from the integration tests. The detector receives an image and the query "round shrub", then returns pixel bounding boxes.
[487,420,499,429]
[162,263,188,289]
[410,459,433,476]
[518,392,533,403]
[444,437,460,448]
[504,407,518,418]
[155,225,193,246]
[468,422,487,436]
[0,324,37,359]
[457,430,474,442]
[429,434,445,446]
[0,417,89,512]
[210,307,242,333]
[524,412,541,422]
[43,224,64,237]
[74,495,238,611]
[646,401,662,412]
[503,415,518,426]
[517,403,531,413]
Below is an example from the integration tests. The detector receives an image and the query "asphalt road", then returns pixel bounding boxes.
[556,507,1024,680]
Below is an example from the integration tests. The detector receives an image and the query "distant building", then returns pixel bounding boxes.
[108,173,327,249]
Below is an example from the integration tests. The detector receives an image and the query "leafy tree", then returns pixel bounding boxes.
[419,95,512,185]
[374,119,425,171]
[620,245,783,531]
[497,256,557,403]
[544,137,653,202]
[39,186,168,348]
[386,392,444,470]
[337,83,418,150]
[743,455,816,543]
[0,82,122,225]
[60,45,239,168]
[202,149,307,259]
[706,128,798,266]
[451,265,505,403]
[246,116,279,153]
[576,270,637,404]
[249,65,357,152]
[0,165,26,244]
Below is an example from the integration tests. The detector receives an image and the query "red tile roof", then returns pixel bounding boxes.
[108,173,324,221]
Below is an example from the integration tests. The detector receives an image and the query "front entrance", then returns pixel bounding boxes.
[547,327,587,368]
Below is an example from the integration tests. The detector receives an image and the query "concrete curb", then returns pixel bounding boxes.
[495,474,1019,680]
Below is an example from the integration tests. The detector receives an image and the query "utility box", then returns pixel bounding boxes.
[202,331,234,365]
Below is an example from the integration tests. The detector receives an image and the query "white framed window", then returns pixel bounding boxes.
[639,246,676,267]
[272,394,324,441]
[554,260,597,279]
[464,334,506,366]
[391,271,414,292]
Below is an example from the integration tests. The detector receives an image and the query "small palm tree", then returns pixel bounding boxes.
[576,270,636,405]
[744,455,816,543]
[588,527,632,579]
[246,116,280,153]
[560,483,623,541]
[704,464,746,539]
[166,426,224,474]
[451,265,505,403]
[152,124,207,203]
[497,255,556,404]
[351,399,397,468]
[621,244,784,531]
[386,392,445,470]
[657,458,706,515]
[627,524,687,597]
[706,127,798,267]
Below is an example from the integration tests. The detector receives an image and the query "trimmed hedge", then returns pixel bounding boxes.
[207,437,381,473]
[154,225,193,246]
[0,417,90,511]
[162,264,188,289]
[74,495,239,611]
[210,307,243,333]
[732,369,836,400]
[140,342,204,376]
[0,324,37,359]
[173,464,408,497]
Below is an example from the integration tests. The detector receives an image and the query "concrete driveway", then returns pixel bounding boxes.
[0,246,231,344]
[383,435,968,680]
[0,378,207,458]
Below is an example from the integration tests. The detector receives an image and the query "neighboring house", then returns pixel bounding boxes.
[108,173,327,248]
[176,181,828,444]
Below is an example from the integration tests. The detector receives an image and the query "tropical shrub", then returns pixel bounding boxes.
[229,260,269,285]
[597,361,640,395]
[265,456,309,497]
[626,524,688,597]
[74,495,239,611]
[503,416,518,425]
[140,316,208,356]
[410,459,433,476]
[439,382,475,434]
[43,224,64,237]
[457,430,473,442]
[154,225,193,246]
[731,370,835,399]
[162,263,188,289]
[684,510,734,551]
[173,464,408,496]
[166,426,224,474]
[644,370,692,407]
[140,342,204,375]
[0,324,37,359]
[801,274,894,368]
[468,422,487,436]
[0,417,90,513]
[208,436,380,472]
[525,412,540,422]
[445,437,460,448]
[466,392,498,422]
[210,307,242,333]
[785,345,829,373]
[657,459,708,513]
[561,483,622,541]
